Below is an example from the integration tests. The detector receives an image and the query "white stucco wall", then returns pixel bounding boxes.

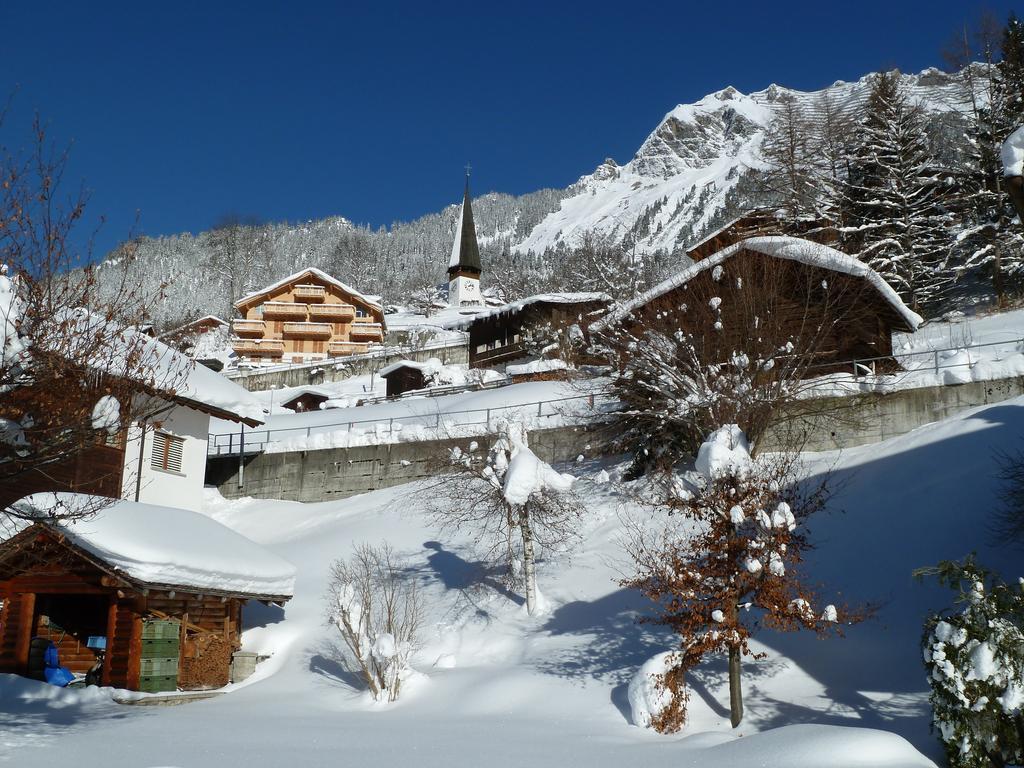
[121,402,211,513]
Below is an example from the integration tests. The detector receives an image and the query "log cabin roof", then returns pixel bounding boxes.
[449,292,612,330]
[593,236,923,333]
[234,267,384,317]
[1,494,295,601]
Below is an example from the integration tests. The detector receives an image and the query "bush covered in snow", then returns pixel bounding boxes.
[920,556,1024,768]
[326,542,423,703]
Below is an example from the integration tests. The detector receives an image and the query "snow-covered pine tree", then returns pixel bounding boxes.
[841,71,957,312]
[919,556,1024,768]
[948,15,1024,306]
[757,96,820,221]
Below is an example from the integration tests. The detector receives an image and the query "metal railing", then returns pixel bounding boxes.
[208,390,612,456]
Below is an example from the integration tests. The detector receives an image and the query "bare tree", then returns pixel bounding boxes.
[0,111,185,518]
[424,421,583,615]
[621,426,868,731]
[325,542,423,703]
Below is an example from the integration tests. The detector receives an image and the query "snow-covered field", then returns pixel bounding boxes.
[6,390,1024,767]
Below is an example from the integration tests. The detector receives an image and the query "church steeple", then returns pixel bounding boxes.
[448,168,483,306]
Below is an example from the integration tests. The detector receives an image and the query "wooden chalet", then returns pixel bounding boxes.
[0,494,294,692]
[686,212,838,263]
[1,318,263,513]
[1008,174,1024,224]
[232,268,386,364]
[455,293,612,370]
[594,236,922,375]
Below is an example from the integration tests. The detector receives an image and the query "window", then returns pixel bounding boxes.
[356,308,368,318]
[151,431,184,474]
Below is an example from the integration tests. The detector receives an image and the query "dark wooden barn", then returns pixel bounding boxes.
[379,362,429,398]
[0,495,293,693]
[457,293,612,370]
[594,236,921,376]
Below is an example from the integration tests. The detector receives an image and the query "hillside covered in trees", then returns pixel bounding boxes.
[97,14,1024,329]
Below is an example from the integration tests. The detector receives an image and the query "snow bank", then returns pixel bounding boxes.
[10,493,295,598]
[695,424,752,482]
[627,651,679,728]
[506,359,568,376]
[1003,126,1024,178]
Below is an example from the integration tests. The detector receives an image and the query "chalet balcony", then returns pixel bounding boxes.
[308,302,355,321]
[328,341,369,357]
[232,319,266,337]
[262,301,308,319]
[294,284,326,302]
[282,321,333,338]
[348,322,384,341]
[231,338,285,356]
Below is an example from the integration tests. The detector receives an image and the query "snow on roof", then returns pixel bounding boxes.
[9,493,295,599]
[448,200,466,269]
[1003,126,1024,177]
[378,358,441,377]
[59,310,264,425]
[449,292,612,329]
[593,236,923,333]
[235,267,383,312]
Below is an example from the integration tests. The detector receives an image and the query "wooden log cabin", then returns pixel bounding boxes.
[455,293,612,370]
[685,211,838,263]
[0,494,294,692]
[592,236,922,376]
[231,268,386,365]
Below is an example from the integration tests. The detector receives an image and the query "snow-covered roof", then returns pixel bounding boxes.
[593,236,923,333]
[378,359,439,377]
[159,315,228,338]
[235,267,383,312]
[449,292,612,329]
[1003,126,1024,177]
[6,493,295,600]
[59,310,265,425]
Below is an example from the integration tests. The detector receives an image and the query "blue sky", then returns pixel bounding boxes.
[1,0,1018,258]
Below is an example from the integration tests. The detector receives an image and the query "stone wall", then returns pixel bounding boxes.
[208,424,594,502]
[208,375,1024,502]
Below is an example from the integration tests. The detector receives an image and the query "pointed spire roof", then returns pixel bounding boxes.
[448,172,482,276]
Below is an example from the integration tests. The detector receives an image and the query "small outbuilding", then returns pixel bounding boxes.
[279,387,333,413]
[0,493,294,692]
[379,361,431,398]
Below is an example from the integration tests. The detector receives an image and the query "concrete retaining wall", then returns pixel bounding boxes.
[208,375,1024,502]
[763,375,1024,452]
[225,342,469,391]
[208,424,593,503]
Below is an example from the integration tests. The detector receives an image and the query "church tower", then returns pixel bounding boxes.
[448,170,483,307]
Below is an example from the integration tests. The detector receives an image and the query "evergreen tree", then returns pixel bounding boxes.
[841,72,957,312]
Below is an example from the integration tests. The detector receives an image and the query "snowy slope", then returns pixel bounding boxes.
[514,68,972,257]
[7,393,1024,766]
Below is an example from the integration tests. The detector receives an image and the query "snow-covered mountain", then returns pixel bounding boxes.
[513,68,971,256]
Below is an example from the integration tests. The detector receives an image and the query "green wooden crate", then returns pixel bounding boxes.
[141,619,180,640]
[139,657,179,676]
[138,674,177,694]
[141,638,179,658]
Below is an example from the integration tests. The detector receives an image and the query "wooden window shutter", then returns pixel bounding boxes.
[150,431,185,473]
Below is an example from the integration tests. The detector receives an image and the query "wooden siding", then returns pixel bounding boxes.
[0,437,125,511]
[468,301,609,369]
[232,271,386,363]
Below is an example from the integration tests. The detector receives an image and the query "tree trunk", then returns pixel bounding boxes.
[519,507,537,615]
[729,644,743,727]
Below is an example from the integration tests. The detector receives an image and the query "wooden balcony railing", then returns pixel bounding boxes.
[328,341,369,356]
[282,322,333,338]
[308,303,355,320]
[262,301,308,319]
[294,284,326,301]
[232,319,266,336]
[231,338,285,355]
[349,322,384,340]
